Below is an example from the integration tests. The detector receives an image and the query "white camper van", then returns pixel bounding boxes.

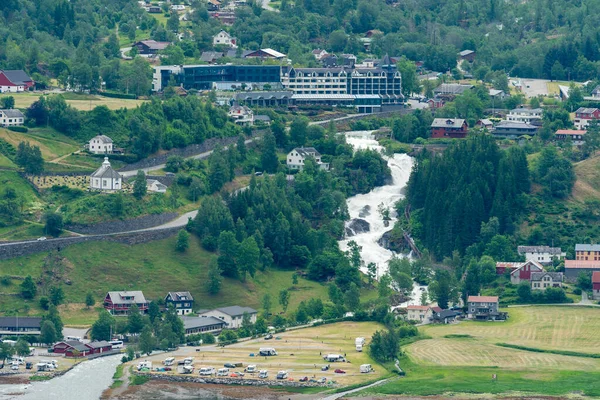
[217,367,230,376]
[258,370,268,378]
[355,337,366,352]
[323,354,345,362]
[199,367,216,376]
[259,348,277,356]
[360,364,373,373]
[163,357,175,366]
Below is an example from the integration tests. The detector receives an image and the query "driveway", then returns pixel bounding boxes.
[518,78,550,98]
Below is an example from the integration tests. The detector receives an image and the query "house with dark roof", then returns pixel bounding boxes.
[198,306,258,328]
[53,340,90,355]
[87,135,113,154]
[133,40,171,55]
[287,147,329,171]
[165,291,194,315]
[0,316,42,336]
[431,118,468,139]
[467,295,505,320]
[530,272,563,290]
[431,308,461,324]
[90,157,122,191]
[104,291,149,315]
[491,121,538,139]
[574,107,600,130]
[244,48,286,60]
[181,316,227,335]
[458,49,475,62]
[0,109,25,127]
[0,70,34,93]
[235,91,293,107]
[593,271,600,300]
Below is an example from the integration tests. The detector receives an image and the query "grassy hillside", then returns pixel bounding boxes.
[0,127,79,162]
[0,235,374,325]
[358,306,600,397]
[0,93,146,111]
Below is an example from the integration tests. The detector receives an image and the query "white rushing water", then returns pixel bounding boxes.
[339,131,426,306]
[0,354,122,400]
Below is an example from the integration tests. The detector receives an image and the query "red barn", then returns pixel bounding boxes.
[0,70,34,93]
[593,271,600,300]
[54,340,92,357]
[85,341,114,355]
[431,118,468,138]
[495,261,544,284]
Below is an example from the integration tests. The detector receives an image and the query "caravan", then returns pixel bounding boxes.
[323,354,346,362]
[258,348,277,356]
[182,365,194,374]
[199,367,215,376]
[137,361,152,371]
[217,368,229,376]
[163,357,175,366]
[355,337,366,352]
[360,364,373,373]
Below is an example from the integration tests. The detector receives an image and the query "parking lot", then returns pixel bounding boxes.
[130,321,387,387]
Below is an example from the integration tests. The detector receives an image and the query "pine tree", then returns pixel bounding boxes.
[133,170,147,200]
[206,259,222,295]
[260,133,279,173]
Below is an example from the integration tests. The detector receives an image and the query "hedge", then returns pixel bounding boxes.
[8,126,28,133]
[98,91,137,100]
[496,343,600,358]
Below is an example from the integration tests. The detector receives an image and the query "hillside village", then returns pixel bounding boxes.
[2,0,600,398]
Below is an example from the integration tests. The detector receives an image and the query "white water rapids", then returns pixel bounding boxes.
[339,131,426,306]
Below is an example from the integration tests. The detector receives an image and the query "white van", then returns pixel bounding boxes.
[259,348,277,356]
[183,357,194,365]
[182,365,194,374]
[217,367,229,376]
[163,357,175,366]
[276,370,288,379]
[360,364,373,373]
[323,354,345,362]
[199,367,215,376]
[258,370,268,379]
[246,365,257,373]
[11,356,24,365]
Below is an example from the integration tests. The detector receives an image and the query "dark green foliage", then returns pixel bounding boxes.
[133,170,147,200]
[176,229,190,252]
[91,310,114,341]
[260,133,279,173]
[7,126,28,133]
[407,136,530,258]
[20,275,37,299]
[43,212,63,237]
[369,329,399,363]
[40,320,57,345]
[49,286,65,305]
[15,142,44,174]
[206,259,223,295]
[85,292,95,308]
[534,146,575,199]
[42,305,63,339]
[496,343,600,359]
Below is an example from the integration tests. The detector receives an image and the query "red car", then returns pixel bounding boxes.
[334,369,346,374]
[299,376,308,382]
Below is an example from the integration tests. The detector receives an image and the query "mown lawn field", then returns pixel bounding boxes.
[0,92,146,111]
[355,306,600,397]
[0,235,379,326]
[0,127,79,161]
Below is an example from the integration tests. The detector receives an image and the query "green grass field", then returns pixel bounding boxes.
[0,127,79,161]
[0,235,371,325]
[0,92,146,111]
[356,306,600,397]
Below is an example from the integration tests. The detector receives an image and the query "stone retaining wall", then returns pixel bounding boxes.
[65,212,178,235]
[0,227,180,261]
[134,372,326,388]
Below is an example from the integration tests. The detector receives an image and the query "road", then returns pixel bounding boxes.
[0,210,198,248]
[120,47,132,60]
[261,0,278,12]
[320,377,392,400]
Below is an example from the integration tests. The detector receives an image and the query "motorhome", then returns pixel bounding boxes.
[323,354,346,362]
[137,360,152,371]
[246,365,257,373]
[11,356,24,365]
[259,347,277,356]
[276,370,288,379]
[355,337,366,352]
[258,370,268,378]
[36,363,50,372]
[199,367,215,376]
[217,367,229,376]
[182,365,194,374]
[109,340,124,349]
[163,357,175,366]
[183,357,194,365]
[360,364,373,373]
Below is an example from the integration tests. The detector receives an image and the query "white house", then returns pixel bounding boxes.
[213,30,237,48]
[517,246,565,265]
[311,49,329,60]
[0,109,25,127]
[147,179,167,193]
[198,306,257,329]
[406,305,432,322]
[228,104,254,125]
[530,272,563,291]
[88,135,114,154]
[171,4,186,11]
[90,157,123,191]
[507,108,543,124]
[165,291,194,315]
[287,147,329,171]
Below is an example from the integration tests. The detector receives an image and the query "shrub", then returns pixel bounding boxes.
[8,126,28,133]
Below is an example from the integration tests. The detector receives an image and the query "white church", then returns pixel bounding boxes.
[90,157,122,191]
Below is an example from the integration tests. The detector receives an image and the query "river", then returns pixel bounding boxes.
[0,354,121,400]
[339,131,426,305]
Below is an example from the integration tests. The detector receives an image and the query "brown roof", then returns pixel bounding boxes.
[592,271,600,283]
[468,296,498,303]
[556,129,586,135]
[407,305,430,311]
[565,260,600,270]
[496,262,523,270]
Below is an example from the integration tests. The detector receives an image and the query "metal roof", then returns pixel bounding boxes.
[0,109,24,118]
[431,118,466,128]
[91,158,122,180]
[91,135,113,144]
[0,316,41,329]
[575,244,600,251]
[530,272,563,281]
[106,290,147,304]
[517,246,563,255]
[467,295,498,303]
[181,316,226,330]
[1,70,32,84]
[211,306,257,317]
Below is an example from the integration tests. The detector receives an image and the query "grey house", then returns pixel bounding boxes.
[467,296,505,320]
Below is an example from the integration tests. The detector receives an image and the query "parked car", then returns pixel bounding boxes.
[264,334,273,340]
[230,372,244,377]
[224,363,236,368]
[276,370,288,379]
[318,377,327,384]
[11,364,18,370]
[299,376,308,382]
[37,237,47,241]
[334,369,346,374]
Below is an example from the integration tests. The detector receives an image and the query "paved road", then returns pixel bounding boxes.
[120,47,132,60]
[320,377,392,400]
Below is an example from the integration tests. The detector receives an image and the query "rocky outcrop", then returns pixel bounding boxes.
[345,218,370,237]
[377,229,410,253]
[358,205,371,218]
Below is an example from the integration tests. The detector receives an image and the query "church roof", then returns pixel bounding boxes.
[91,157,121,180]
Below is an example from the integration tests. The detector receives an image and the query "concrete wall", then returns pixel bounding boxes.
[0,227,180,261]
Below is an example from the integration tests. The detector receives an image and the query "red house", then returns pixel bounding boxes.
[431,118,468,138]
[496,260,544,284]
[428,97,445,110]
[84,341,113,355]
[593,271,600,300]
[0,70,34,93]
[574,107,600,130]
[104,291,149,315]
[53,340,92,357]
